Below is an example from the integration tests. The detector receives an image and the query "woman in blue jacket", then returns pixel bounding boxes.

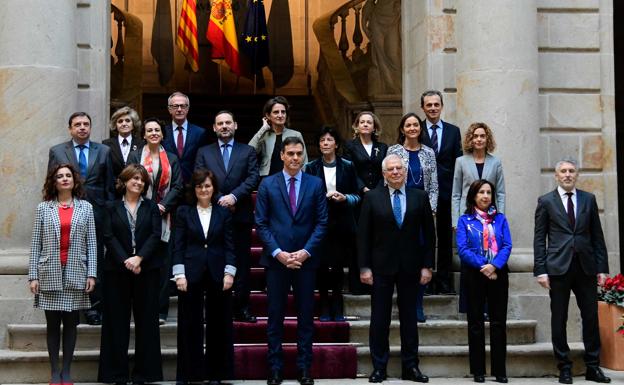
[456,179,511,384]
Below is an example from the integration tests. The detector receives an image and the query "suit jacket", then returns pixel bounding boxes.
[342,138,387,191]
[303,156,360,234]
[248,127,308,176]
[451,153,506,227]
[254,171,328,269]
[162,123,208,183]
[456,212,512,270]
[29,199,97,291]
[421,121,462,200]
[48,140,115,206]
[172,205,236,284]
[102,199,163,271]
[127,146,184,213]
[387,144,439,212]
[195,141,260,223]
[358,186,436,275]
[102,136,144,178]
[533,189,609,276]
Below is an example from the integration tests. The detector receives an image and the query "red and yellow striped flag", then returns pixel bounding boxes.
[176,0,199,72]
[207,0,241,75]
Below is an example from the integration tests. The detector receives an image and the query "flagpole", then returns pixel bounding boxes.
[253,74,257,95]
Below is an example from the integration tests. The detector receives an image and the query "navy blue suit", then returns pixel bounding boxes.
[163,123,208,183]
[254,171,328,371]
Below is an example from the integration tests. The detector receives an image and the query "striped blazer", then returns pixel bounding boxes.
[387,144,439,213]
[29,199,97,291]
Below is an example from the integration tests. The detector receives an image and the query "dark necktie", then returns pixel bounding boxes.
[430,124,439,154]
[565,192,575,228]
[222,143,230,170]
[176,126,184,157]
[77,145,87,179]
[122,138,129,146]
[289,177,297,215]
[393,190,402,226]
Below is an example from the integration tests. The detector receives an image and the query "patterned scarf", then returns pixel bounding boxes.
[140,145,172,241]
[474,206,499,263]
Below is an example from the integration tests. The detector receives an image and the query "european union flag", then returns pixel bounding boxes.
[241,0,269,73]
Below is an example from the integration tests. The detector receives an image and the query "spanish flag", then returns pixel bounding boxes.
[176,0,199,72]
[207,0,241,76]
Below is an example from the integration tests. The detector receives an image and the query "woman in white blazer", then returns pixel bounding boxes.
[452,122,506,316]
[29,163,97,385]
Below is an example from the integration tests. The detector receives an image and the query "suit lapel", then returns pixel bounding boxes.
[551,190,572,229]
[110,139,123,165]
[86,142,99,176]
[226,142,242,175]
[575,190,587,229]
[189,207,207,239]
[115,201,132,231]
[276,174,293,217]
[296,174,308,216]
[63,141,79,167]
[481,154,493,181]
[183,126,196,158]
[384,187,402,230]
[205,206,220,241]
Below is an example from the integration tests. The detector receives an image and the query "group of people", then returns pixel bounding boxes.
[28,90,612,385]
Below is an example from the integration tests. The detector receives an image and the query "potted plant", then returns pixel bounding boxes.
[597,273,624,370]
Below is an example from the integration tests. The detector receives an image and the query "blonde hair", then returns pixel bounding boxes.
[109,106,141,136]
[351,111,382,140]
[463,122,496,153]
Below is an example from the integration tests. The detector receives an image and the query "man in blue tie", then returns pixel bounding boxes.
[420,90,462,295]
[358,154,435,383]
[48,112,115,325]
[255,136,328,385]
[195,110,260,323]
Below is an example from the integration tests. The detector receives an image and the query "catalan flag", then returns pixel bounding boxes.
[176,0,199,72]
[207,0,241,76]
[241,0,269,74]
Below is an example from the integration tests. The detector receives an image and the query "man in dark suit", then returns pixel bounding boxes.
[359,153,435,383]
[255,136,328,385]
[195,110,260,323]
[48,111,115,325]
[534,158,611,384]
[420,90,462,295]
[162,91,208,184]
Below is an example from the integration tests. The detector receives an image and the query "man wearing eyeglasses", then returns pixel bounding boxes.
[163,91,208,184]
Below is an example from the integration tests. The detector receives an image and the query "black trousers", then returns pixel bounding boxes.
[435,198,453,281]
[549,257,601,370]
[88,204,105,312]
[232,221,253,313]
[176,272,234,381]
[98,268,162,383]
[369,271,421,371]
[158,240,174,318]
[463,265,508,377]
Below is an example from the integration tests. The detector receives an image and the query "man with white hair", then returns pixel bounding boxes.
[358,154,435,383]
[534,157,610,384]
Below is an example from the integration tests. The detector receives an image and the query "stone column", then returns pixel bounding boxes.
[455,1,539,270]
[0,0,78,256]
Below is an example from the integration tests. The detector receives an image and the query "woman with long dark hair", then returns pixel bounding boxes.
[29,163,96,385]
[456,179,511,384]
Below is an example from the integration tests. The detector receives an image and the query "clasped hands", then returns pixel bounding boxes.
[277,250,309,269]
[124,255,143,275]
[480,263,497,280]
[326,190,346,203]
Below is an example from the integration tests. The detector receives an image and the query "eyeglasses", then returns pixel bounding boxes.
[168,104,189,110]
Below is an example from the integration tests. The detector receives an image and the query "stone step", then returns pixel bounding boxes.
[0,343,585,383]
[348,319,536,346]
[343,294,460,320]
[356,342,586,378]
[7,318,537,352]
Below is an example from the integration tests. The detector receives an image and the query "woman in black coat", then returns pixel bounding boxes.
[304,126,361,319]
[98,164,163,385]
[127,117,183,324]
[173,168,236,385]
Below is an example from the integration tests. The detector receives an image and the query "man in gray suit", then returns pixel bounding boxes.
[533,157,610,384]
[48,112,115,325]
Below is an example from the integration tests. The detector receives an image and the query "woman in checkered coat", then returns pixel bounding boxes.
[98,164,163,385]
[28,163,97,385]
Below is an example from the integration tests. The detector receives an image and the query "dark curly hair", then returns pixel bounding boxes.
[463,122,497,154]
[43,163,85,201]
[141,117,167,140]
[186,168,220,206]
[263,96,291,127]
[465,179,497,214]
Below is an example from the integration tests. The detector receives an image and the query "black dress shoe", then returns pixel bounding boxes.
[267,369,282,385]
[297,368,314,385]
[402,366,429,383]
[473,375,485,383]
[495,376,508,383]
[368,369,387,383]
[585,367,611,383]
[234,309,257,323]
[436,280,456,295]
[86,311,102,326]
[559,367,573,384]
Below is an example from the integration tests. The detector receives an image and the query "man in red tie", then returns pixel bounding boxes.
[534,157,611,384]
[162,91,208,184]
